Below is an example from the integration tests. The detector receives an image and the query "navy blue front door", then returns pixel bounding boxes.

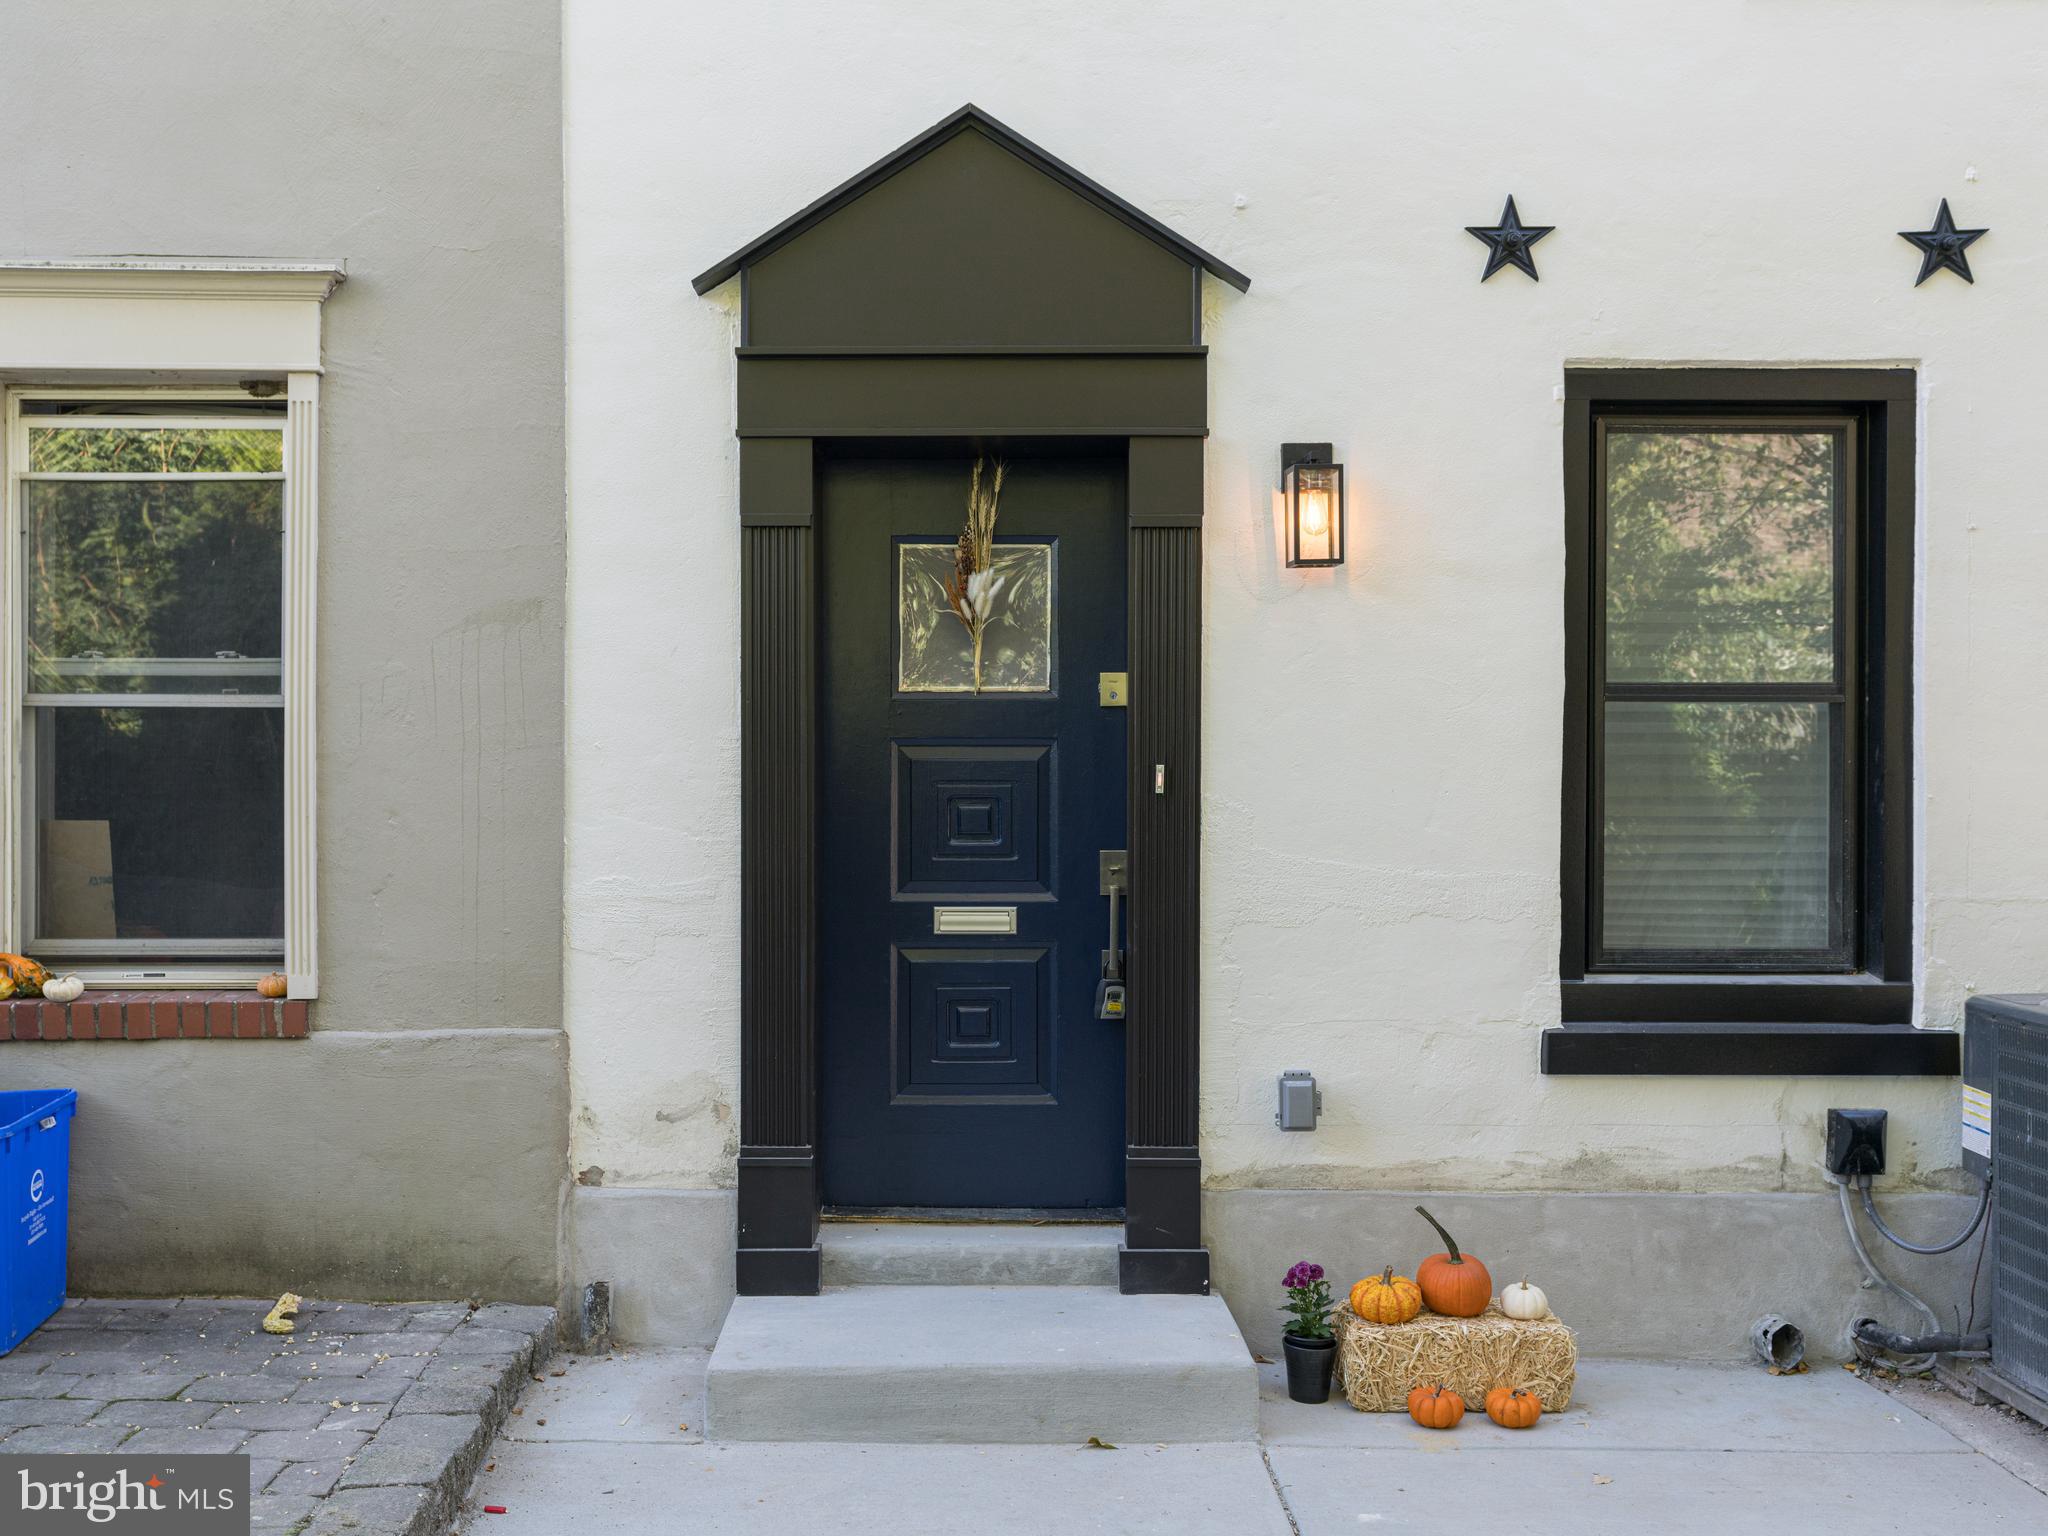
[819,453,1127,1209]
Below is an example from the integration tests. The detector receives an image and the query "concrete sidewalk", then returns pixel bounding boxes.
[457,1350,2048,1535]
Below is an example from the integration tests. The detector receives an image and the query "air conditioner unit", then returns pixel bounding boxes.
[1962,994,2048,1424]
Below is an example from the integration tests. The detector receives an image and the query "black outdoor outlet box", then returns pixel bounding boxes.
[1826,1108,1887,1178]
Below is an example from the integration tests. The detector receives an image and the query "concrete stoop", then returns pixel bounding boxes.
[705,1283,1258,1443]
[819,1221,1120,1287]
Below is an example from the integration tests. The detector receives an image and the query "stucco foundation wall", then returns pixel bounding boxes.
[3,3,567,1298]
[1208,1190,1987,1362]
[12,1033,566,1302]
[569,1188,737,1347]
[565,1,2045,1331]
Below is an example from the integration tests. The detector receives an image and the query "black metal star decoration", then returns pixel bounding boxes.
[1899,198,1987,286]
[1466,195,1553,282]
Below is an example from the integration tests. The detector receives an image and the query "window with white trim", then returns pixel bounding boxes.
[5,389,298,985]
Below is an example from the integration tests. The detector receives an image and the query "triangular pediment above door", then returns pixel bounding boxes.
[692,105,1248,350]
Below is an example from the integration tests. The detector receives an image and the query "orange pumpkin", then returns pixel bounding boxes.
[1413,1206,1493,1318]
[257,973,288,999]
[1349,1267,1424,1326]
[0,953,50,1001]
[1407,1384,1465,1430]
[1485,1386,1543,1429]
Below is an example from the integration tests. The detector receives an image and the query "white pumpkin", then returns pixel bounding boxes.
[1501,1278,1549,1321]
[41,975,85,1004]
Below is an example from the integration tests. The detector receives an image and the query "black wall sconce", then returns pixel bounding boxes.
[1283,443,1344,568]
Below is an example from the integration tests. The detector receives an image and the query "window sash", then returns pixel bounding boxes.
[22,474,284,483]
[26,695,285,709]
[3,386,311,983]
[17,411,284,425]
[1587,413,1860,973]
[34,938,284,958]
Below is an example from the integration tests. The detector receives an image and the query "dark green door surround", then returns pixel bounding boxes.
[694,105,1248,1296]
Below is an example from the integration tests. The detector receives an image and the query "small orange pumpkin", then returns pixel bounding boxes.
[1485,1386,1543,1428]
[1349,1267,1424,1326]
[257,973,288,999]
[1407,1384,1465,1430]
[0,953,50,1001]
[1413,1205,1493,1318]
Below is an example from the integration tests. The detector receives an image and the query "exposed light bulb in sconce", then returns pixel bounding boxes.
[1299,487,1331,540]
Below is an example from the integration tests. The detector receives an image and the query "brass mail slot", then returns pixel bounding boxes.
[933,906,1018,936]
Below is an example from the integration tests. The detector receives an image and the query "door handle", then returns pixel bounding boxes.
[1097,850,1127,1020]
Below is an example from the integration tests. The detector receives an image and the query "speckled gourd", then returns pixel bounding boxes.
[0,953,50,1000]
[1349,1267,1424,1326]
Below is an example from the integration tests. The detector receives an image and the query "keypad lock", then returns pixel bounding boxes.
[1098,849,1128,1021]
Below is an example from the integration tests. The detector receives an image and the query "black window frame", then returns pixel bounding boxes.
[1549,368,1951,1076]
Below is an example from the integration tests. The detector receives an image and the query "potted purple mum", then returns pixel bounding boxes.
[1279,1260,1337,1403]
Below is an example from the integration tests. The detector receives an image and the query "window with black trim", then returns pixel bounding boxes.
[1560,370,1914,1034]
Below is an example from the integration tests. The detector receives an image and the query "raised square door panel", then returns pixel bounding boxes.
[893,946,1052,1103]
[894,743,1052,899]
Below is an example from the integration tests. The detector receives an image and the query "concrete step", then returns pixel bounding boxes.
[819,1222,1120,1287]
[705,1285,1258,1443]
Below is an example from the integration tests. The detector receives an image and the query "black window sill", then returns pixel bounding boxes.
[1563,973,1911,1026]
[1541,1022,1958,1076]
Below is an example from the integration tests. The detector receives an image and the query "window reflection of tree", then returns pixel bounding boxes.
[27,428,282,714]
[1603,431,1835,953]
[24,425,286,941]
[1607,430,1833,683]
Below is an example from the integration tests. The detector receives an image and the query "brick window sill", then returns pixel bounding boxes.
[1,992,308,1042]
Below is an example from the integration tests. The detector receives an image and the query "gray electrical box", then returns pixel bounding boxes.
[1275,1070,1321,1131]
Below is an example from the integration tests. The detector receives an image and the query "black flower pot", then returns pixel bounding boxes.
[1282,1332,1337,1404]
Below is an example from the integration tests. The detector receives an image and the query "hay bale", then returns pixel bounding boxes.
[1334,1302,1576,1412]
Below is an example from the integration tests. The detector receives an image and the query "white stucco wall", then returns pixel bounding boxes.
[565,0,2048,1209]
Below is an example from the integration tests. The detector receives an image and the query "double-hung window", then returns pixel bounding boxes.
[1596,414,1852,967]
[1556,370,1921,1066]
[7,391,288,981]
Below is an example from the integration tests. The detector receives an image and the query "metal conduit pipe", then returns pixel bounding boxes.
[1857,1172,1992,1256]
[1836,1178,1944,1374]
[1851,1319,1990,1357]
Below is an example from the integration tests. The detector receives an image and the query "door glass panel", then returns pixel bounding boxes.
[1605,429,1836,683]
[1601,700,1833,954]
[897,539,1053,693]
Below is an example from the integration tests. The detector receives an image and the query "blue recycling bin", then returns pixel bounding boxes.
[1,1088,77,1356]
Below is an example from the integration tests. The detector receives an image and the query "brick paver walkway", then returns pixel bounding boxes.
[0,1296,555,1535]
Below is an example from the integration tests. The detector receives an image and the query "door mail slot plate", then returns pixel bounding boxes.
[933,906,1019,936]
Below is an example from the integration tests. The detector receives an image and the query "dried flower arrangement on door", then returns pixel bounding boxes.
[935,457,1006,693]
[896,459,1052,694]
